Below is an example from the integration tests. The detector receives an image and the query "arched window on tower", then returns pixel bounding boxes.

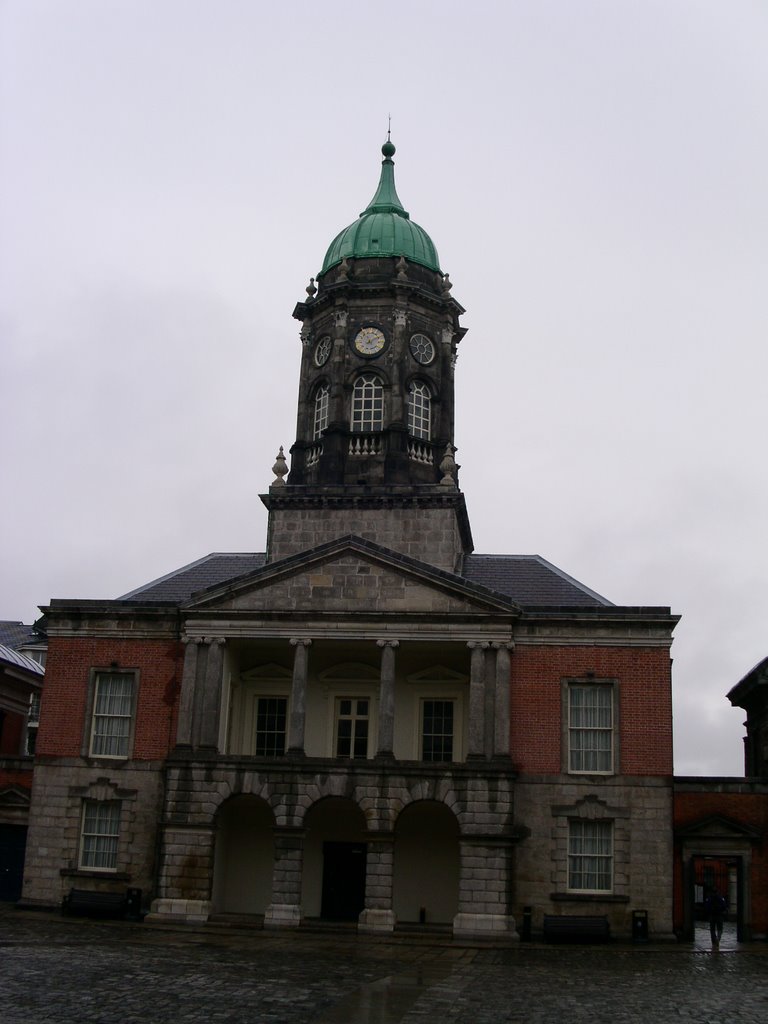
[351,374,384,433]
[407,380,431,440]
[313,384,329,440]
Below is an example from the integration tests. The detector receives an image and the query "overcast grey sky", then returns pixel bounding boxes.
[1,1,766,775]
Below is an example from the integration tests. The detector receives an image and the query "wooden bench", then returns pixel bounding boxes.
[543,914,611,943]
[62,888,129,919]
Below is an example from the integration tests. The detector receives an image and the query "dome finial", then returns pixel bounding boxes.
[382,115,396,161]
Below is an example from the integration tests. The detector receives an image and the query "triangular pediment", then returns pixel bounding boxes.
[240,663,292,683]
[184,535,519,618]
[675,814,762,841]
[0,785,31,809]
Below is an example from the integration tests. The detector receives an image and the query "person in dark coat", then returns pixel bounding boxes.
[703,885,726,946]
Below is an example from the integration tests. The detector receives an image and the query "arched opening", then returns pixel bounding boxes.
[302,797,368,921]
[211,795,275,916]
[393,800,459,924]
[351,374,384,433]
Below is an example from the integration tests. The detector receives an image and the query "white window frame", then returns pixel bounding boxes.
[89,671,136,759]
[351,374,384,433]
[566,681,617,775]
[313,383,330,440]
[407,380,431,440]
[79,799,121,872]
[567,819,613,893]
[334,696,371,759]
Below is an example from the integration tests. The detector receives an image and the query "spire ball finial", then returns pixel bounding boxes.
[382,137,395,160]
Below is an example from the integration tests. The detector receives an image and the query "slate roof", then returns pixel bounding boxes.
[0,621,41,649]
[119,553,267,603]
[461,554,612,608]
[119,548,610,609]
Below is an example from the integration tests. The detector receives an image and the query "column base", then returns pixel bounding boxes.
[358,908,396,933]
[146,898,211,924]
[264,903,302,929]
[452,912,518,940]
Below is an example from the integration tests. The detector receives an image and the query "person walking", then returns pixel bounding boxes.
[704,885,727,946]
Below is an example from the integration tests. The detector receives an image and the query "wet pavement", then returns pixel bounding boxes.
[2,905,767,1024]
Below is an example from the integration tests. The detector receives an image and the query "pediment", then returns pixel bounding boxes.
[0,785,31,809]
[185,536,518,618]
[408,665,468,684]
[676,814,762,841]
[320,663,380,683]
[240,663,292,683]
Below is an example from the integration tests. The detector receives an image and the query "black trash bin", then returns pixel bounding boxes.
[632,909,649,943]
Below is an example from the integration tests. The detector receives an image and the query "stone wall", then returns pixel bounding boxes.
[267,504,466,573]
[20,758,165,908]
[513,775,674,938]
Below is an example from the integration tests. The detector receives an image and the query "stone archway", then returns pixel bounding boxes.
[393,800,460,925]
[302,797,368,921]
[211,795,275,916]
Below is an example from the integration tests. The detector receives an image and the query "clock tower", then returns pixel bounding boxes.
[262,138,473,571]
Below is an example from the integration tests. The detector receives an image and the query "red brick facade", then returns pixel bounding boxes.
[673,785,768,939]
[37,636,181,760]
[511,645,673,775]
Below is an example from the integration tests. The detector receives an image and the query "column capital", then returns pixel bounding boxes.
[289,638,313,648]
[207,636,226,647]
[491,642,515,651]
[376,639,400,649]
[182,635,204,646]
[467,641,490,651]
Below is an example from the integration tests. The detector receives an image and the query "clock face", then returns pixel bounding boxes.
[354,326,386,356]
[314,335,332,367]
[409,333,435,365]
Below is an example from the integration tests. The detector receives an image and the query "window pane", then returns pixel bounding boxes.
[568,820,612,891]
[351,375,383,432]
[80,800,121,870]
[91,673,133,757]
[313,384,329,440]
[255,697,287,756]
[569,685,613,772]
[422,700,454,762]
[407,381,431,440]
[336,696,369,759]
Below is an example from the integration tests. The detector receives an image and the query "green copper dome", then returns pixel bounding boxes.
[321,140,441,274]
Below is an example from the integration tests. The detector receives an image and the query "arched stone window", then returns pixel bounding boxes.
[313,384,329,440]
[351,374,383,432]
[407,380,431,440]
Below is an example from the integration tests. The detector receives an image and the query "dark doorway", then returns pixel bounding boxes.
[320,841,367,921]
[0,824,27,901]
[690,854,743,942]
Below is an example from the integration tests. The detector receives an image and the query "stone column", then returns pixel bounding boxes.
[493,642,513,760]
[287,638,312,756]
[467,642,489,759]
[199,637,226,749]
[375,639,399,759]
[264,828,305,929]
[452,837,517,939]
[358,833,396,933]
[176,637,202,747]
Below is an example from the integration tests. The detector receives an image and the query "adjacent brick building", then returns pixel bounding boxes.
[0,625,45,900]
[671,656,768,942]
[21,139,681,938]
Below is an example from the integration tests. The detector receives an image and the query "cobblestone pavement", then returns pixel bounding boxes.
[2,906,767,1024]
